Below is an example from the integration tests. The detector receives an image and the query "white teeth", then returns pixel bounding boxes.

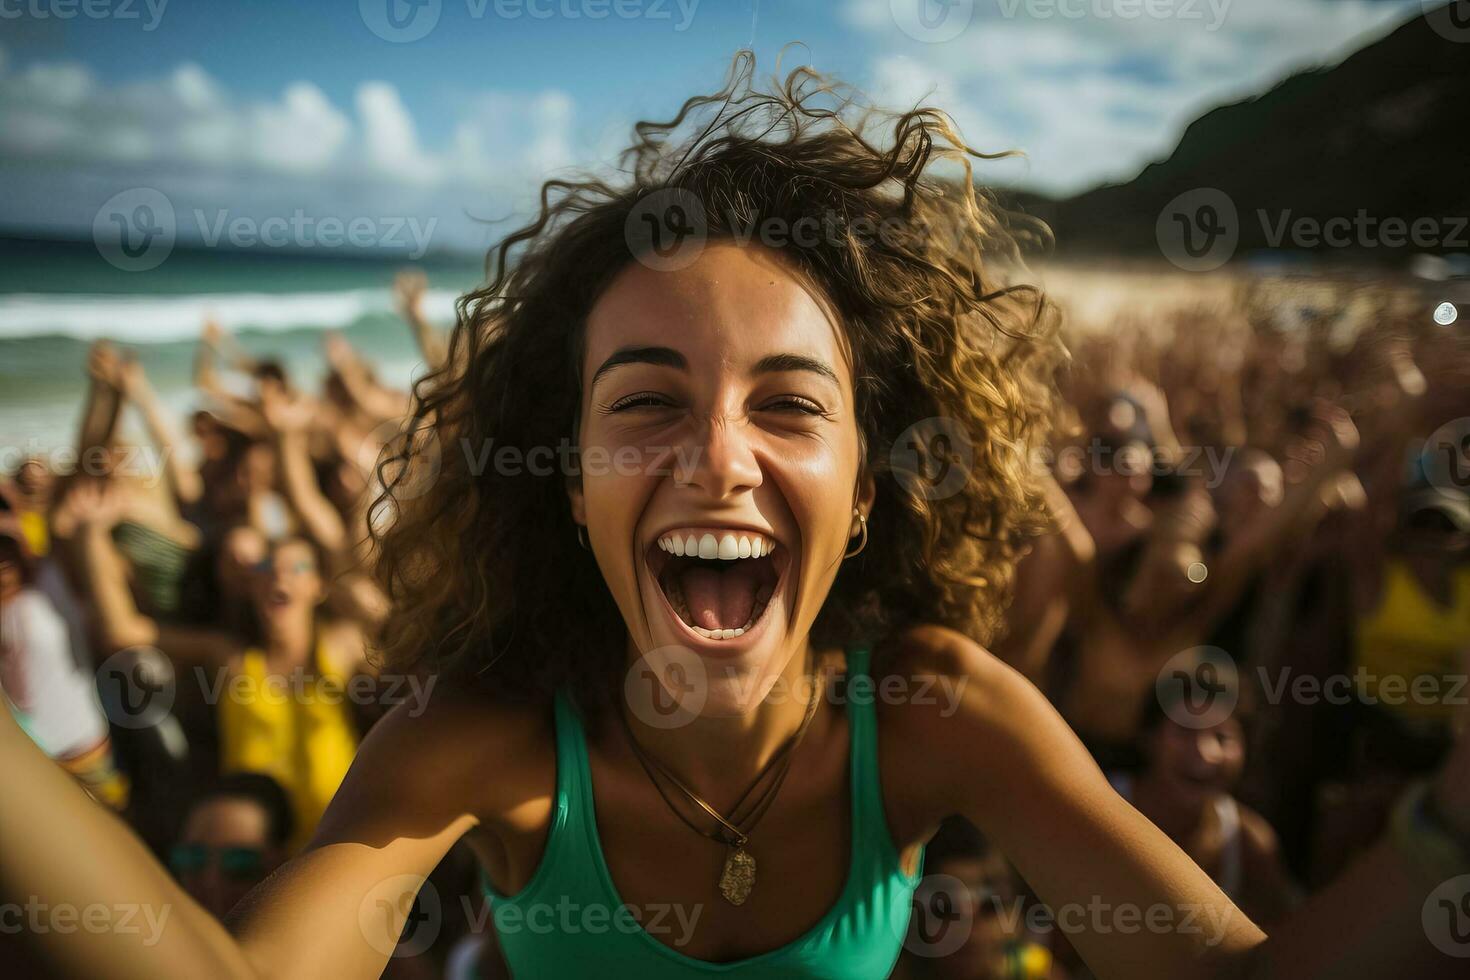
[656,530,779,561]
[688,624,750,639]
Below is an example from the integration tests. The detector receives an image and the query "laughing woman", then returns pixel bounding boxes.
[3,56,1469,980]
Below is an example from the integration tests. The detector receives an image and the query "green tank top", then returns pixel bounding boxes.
[481,647,924,977]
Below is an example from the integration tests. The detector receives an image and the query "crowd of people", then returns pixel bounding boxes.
[2,264,1468,978]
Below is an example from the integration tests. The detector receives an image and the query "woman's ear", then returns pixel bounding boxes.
[855,469,877,521]
[566,475,587,528]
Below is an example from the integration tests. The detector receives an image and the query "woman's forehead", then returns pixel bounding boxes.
[583,244,852,385]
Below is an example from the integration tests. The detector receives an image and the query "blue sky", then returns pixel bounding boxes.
[0,0,1435,251]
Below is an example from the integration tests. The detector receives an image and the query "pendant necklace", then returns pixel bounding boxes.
[618,652,824,906]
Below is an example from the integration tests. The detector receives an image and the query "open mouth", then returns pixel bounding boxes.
[647,529,786,642]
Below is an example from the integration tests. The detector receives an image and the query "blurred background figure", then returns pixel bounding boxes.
[169,772,294,922]
[894,816,1063,980]
[0,523,127,809]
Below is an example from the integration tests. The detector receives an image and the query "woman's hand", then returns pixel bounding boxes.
[393,269,427,320]
[48,476,124,541]
[86,340,125,391]
[259,385,315,436]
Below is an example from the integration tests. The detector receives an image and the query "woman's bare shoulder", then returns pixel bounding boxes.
[875,622,1028,714]
[872,623,1071,824]
[315,682,556,843]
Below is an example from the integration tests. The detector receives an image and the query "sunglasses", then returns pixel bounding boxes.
[169,844,266,880]
[252,558,316,575]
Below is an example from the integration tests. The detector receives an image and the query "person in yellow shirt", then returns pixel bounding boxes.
[1353,487,1470,756]
[73,481,370,853]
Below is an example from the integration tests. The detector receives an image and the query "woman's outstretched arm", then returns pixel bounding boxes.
[1,686,545,979]
[888,625,1466,980]
[0,705,255,979]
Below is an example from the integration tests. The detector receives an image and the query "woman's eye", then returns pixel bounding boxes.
[760,396,825,415]
[608,392,675,412]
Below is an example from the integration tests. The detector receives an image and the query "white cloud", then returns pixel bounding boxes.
[844,0,1426,193]
[358,81,437,183]
[0,53,582,248]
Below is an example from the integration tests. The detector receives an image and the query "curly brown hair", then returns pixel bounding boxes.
[371,53,1065,714]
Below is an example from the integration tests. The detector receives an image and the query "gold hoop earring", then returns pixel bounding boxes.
[843,510,868,559]
[577,525,589,550]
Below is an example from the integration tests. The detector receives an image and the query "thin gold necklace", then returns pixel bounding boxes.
[618,653,824,906]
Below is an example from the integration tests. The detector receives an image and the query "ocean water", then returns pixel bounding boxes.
[0,239,486,455]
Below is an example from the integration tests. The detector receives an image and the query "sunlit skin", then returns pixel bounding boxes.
[14,457,55,509]
[0,548,21,603]
[217,525,269,608]
[569,243,872,786]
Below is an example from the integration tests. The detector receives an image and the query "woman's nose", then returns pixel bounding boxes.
[679,414,761,500]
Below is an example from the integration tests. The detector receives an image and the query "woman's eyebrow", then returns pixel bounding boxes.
[752,352,840,387]
[590,345,687,387]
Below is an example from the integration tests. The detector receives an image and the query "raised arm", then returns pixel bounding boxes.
[258,387,347,555]
[1190,401,1360,634]
[393,269,448,371]
[119,357,205,507]
[202,316,261,375]
[993,470,1096,683]
[72,341,125,483]
[323,332,411,424]
[61,480,237,669]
